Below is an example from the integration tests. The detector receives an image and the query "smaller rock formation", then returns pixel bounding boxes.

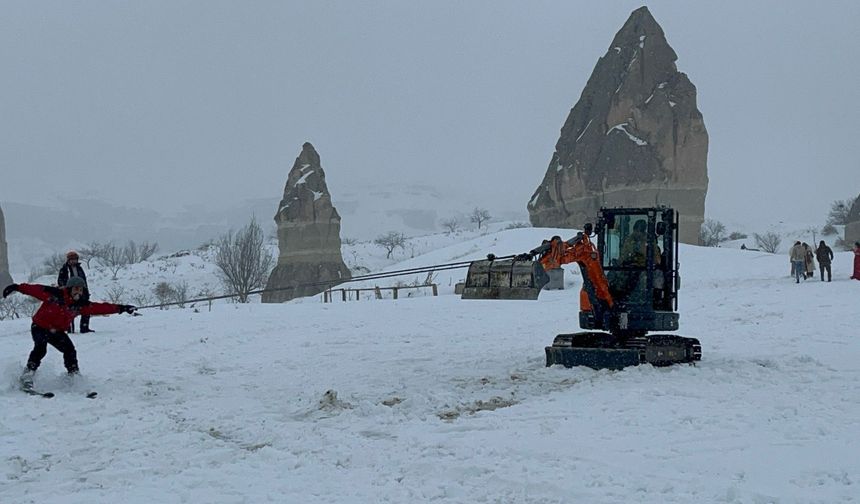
[844,193,860,247]
[0,204,12,289]
[262,143,351,303]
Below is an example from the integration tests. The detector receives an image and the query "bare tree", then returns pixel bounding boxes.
[821,223,838,236]
[138,241,159,262]
[130,292,153,307]
[754,232,782,254]
[101,243,129,280]
[173,280,190,308]
[699,219,727,247]
[121,240,159,264]
[0,296,39,320]
[440,217,459,234]
[826,199,854,225]
[214,217,275,303]
[470,207,492,230]
[79,241,110,268]
[374,231,407,259]
[123,240,139,265]
[40,252,67,277]
[105,284,127,303]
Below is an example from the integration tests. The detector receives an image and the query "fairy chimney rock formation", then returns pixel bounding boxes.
[0,204,12,288]
[528,6,709,244]
[262,142,351,303]
[845,194,860,247]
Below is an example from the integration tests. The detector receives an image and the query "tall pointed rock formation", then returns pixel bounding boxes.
[0,204,12,288]
[262,143,351,303]
[528,6,708,244]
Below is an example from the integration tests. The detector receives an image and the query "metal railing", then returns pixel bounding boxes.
[323,283,438,302]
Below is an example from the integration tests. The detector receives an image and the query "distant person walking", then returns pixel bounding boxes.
[852,242,860,281]
[802,243,815,280]
[815,241,834,282]
[58,250,93,333]
[789,241,805,284]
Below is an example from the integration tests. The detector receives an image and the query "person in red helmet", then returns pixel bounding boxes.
[2,278,135,388]
[58,249,93,332]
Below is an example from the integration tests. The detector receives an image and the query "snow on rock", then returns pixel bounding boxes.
[607,122,648,146]
[294,169,314,186]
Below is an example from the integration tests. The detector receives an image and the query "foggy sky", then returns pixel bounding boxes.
[2,0,859,229]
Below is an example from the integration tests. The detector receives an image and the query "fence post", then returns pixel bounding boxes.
[431,284,438,296]
[393,287,398,300]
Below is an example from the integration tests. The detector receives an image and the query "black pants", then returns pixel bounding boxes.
[27,324,79,373]
[69,289,91,333]
[819,263,832,282]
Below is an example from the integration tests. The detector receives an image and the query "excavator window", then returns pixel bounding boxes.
[596,207,677,312]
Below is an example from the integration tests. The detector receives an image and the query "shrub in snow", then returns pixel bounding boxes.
[754,232,782,253]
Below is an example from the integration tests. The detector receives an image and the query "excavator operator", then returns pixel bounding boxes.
[614,219,665,304]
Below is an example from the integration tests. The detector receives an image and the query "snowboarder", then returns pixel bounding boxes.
[58,250,93,333]
[2,278,135,388]
[852,242,860,281]
[815,241,834,282]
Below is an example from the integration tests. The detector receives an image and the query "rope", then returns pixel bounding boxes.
[134,254,519,310]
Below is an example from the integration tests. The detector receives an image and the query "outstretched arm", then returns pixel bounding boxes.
[82,302,136,316]
[5,283,59,302]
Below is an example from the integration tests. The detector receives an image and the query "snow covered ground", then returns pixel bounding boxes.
[1,228,858,503]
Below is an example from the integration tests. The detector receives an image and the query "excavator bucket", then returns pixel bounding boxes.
[461,258,549,300]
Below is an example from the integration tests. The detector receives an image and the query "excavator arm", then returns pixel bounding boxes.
[528,233,614,317]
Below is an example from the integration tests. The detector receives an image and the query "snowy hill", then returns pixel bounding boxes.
[1,226,858,503]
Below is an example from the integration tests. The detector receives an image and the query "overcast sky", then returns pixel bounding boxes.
[2,0,858,229]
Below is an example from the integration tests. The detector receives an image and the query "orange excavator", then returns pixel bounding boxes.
[461,206,701,369]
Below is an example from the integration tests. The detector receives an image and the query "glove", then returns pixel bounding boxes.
[2,284,18,298]
[118,304,137,314]
[515,253,533,261]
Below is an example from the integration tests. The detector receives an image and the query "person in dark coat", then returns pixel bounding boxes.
[2,278,135,386]
[815,241,834,282]
[58,250,93,333]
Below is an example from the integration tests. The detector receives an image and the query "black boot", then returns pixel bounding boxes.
[20,363,37,388]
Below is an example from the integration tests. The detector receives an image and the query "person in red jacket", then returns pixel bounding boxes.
[2,277,135,383]
[852,242,860,280]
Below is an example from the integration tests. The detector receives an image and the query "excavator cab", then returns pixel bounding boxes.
[584,207,680,334]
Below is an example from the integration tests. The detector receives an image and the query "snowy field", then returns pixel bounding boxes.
[1,228,858,504]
